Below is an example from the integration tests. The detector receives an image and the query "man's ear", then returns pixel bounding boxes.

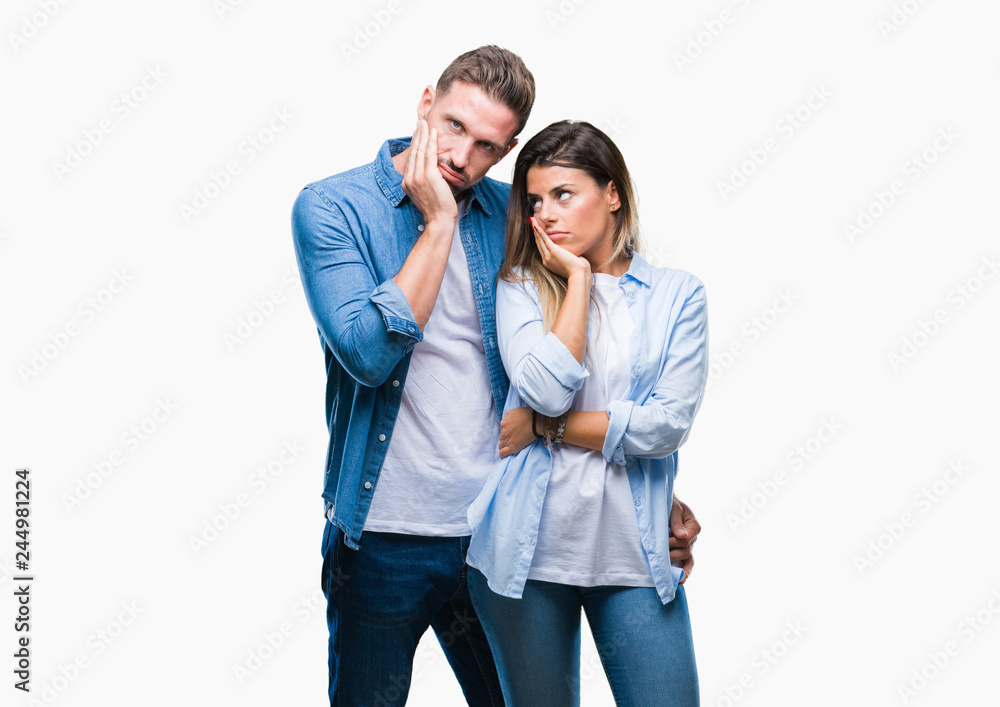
[416,85,435,120]
[496,137,518,163]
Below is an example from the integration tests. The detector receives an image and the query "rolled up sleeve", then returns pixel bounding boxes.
[496,278,588,416]
[291,186,421,388]
[602,284,709,464]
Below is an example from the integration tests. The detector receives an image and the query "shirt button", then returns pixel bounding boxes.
[378,434,386,442]
[417,224,424,232]
[634,499,642,507]
[392,380,400,387]
[479,284,484,293]
[364,482,372,490]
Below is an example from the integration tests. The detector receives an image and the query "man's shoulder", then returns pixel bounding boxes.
[301,160,380,202]
[473,175,512,217]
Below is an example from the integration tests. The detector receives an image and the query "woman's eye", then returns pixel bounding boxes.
[558,191,571,201]
[529,199,541,212]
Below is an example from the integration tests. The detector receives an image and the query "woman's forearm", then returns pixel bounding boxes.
[549,268,592,364]
[541,410,608,452]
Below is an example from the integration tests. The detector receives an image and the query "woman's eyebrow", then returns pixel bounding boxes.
[526,183,574,197]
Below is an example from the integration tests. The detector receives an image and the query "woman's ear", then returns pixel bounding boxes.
[608,181,621,212]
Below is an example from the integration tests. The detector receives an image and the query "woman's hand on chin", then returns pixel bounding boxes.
[530,217,591,280]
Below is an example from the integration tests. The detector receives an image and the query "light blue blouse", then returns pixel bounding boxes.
[466,253,709,604]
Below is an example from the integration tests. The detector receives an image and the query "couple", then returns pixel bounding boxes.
[292,46,709,707]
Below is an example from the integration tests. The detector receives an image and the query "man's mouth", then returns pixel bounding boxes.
[439,164,464,184]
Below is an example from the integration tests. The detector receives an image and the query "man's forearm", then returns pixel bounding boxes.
[392,217,456,330]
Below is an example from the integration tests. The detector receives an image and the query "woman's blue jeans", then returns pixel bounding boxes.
[468,567,699,706]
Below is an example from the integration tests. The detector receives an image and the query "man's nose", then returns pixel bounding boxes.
[449,139,473,170]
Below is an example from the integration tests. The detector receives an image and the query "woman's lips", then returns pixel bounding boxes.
[546,231,568,241]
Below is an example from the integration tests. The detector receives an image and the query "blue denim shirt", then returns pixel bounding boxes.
[291,137,511,549]
[467,255,709,604]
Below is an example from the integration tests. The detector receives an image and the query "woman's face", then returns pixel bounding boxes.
[525,164,619,270]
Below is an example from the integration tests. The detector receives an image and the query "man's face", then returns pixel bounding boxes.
[417,81,520,193]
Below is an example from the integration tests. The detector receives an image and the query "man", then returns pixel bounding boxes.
[291,45,702,706]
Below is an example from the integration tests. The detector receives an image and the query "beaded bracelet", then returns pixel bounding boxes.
[553,413,568,444]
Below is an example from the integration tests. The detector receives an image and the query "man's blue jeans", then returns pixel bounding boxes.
[468,567,699,707]
[321,523,504,706]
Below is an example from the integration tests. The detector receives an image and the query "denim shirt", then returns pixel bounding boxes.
[291,137,511,549]
[467,254,709,604]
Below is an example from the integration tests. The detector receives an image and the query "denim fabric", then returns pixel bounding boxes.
[322,524,504,706]
[468,566,699,706]
[467,255,709,604]
[291,137,511,549]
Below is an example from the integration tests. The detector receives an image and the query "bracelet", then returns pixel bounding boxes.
[553,413,568,444]
[532,410,543,439]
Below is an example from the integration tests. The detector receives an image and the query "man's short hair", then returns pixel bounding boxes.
[436,45,535,142]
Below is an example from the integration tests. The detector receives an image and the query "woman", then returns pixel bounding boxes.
[466,120,709,706]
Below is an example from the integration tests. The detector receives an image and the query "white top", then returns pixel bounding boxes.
[364,199,501,535]
[525,272,655,587]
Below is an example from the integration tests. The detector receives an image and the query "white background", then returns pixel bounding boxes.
[2,0,998,705]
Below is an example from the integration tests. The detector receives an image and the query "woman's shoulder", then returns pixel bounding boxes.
[496,270,543,310]
[634,253,705,301]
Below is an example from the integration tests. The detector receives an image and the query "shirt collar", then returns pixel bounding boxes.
[374,136,493,217]
[621,250,652,286]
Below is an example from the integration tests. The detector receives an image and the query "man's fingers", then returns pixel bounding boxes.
[425,127,439,179]
[413,120,427,175]
[403,121,419,184]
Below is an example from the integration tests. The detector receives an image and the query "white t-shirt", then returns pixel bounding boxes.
[526,272,655,587]
[364,199,501,535]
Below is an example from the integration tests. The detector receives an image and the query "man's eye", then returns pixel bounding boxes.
[480,142,495,152]
[450,120,461,130]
